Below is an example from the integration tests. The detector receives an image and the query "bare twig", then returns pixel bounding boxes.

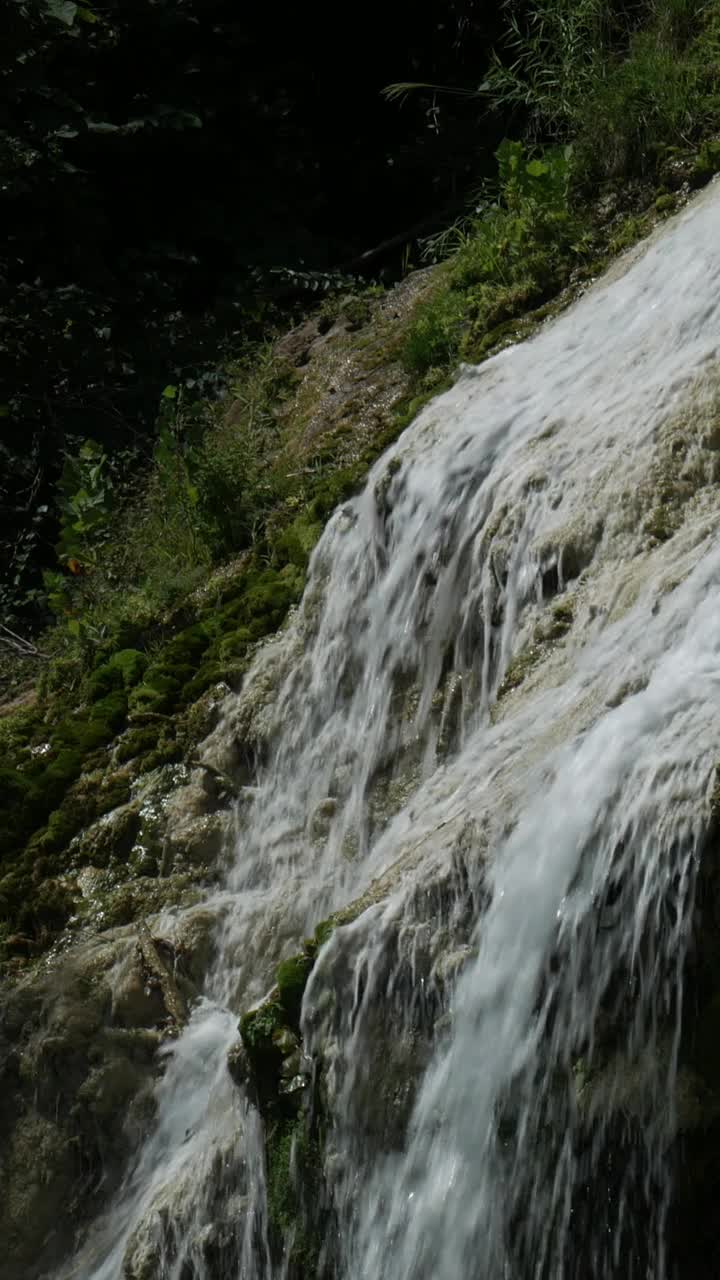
[137,919,188,1032]
[0,623,49,659]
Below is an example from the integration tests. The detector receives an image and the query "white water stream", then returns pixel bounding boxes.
[54,179,720,1279]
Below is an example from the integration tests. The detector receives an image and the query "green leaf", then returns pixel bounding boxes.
[162,385,178,400]
[87,121,120,134]
[526,159,550,177]
[45,0,78,25]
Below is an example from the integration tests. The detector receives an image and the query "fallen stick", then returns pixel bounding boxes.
[137,918,188,1031]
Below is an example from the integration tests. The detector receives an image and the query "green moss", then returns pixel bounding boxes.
[129,674,184,715]
[83,662,124,701]
[107,648,148,687]
[0,686,129,870]
[114,725,159,763]
[129,625,211,716]
[402,288,466,374]
[0,869,76,940]
[497,646,541,700]
[608,214,651,255]
[267,1117,303,1233]
[271,512,323,571]
[181,661,244,704]
[240,999,286,1050]
[137,737,183,773]
[25,877,76,932]
[276,953,314,1029]
[209,566,304,647]
[239,999,288,1101]
[239,569,303,636]
[644,506,676,542]
[655,192,676,213]
[265,1115,322,1275]
[313,918,336,949]
[691,138,720,186]
[27,770,132,860]
[541,599,574,641]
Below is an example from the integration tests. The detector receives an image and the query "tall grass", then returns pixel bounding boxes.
[387,0,720,183]
[43,346,297,646]
[484,0,720,179]
[403,139,584,375]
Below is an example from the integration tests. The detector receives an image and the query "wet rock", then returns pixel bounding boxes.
[309,796,338,839]
[161,811,232,876]
[0,890,226,1280]
[273,316,321,366]
[183,681,232,744]
[71,800,142,868]
[201,627,304,781]
[0,1113,77,1274]
[111,941,172,1029]
[227,1038,251,1087]
[172,905,222,988]
[162,767,219,825]
[0,930,161,1278]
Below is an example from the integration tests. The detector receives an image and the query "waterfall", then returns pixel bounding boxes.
[52,178,720,1279]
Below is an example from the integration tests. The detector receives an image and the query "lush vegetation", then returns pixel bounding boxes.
[2,0,720,960]
[0,0,499,627]
[4,0,719,632]
[395,0,720,378]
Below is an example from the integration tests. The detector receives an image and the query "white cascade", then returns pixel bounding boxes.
[53,178,720,1280]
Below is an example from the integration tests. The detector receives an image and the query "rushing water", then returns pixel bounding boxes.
[53,179,720,1279]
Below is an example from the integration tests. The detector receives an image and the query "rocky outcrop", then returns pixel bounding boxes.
[0,908,212,1279]
[0,884,220,1277]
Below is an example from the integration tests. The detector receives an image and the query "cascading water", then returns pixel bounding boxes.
[52,178,720,1280]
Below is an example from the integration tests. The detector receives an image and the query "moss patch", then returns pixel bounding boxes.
[265,1115,322,1277]
[276,953,315,1029]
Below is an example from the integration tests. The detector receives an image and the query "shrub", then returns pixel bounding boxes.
[484,0,720,182]
[403,138,579,374]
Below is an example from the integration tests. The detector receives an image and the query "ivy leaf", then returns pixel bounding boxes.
[45,0,78,26]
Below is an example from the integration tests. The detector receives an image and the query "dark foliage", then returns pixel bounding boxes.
[0,0,501,623]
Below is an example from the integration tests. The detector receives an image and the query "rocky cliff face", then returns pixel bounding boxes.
[5,177,720,1280]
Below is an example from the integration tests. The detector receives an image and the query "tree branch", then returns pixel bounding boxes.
[0,623,49,659]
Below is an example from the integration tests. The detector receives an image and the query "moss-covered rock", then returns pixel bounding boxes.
[265,1114,323,1277]
[71,801,142,869]
[276,953,315,1028]
[239,999,288,1107]
[114,724,160,764]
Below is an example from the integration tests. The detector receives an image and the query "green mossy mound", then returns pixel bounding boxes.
[276,953,315,1028]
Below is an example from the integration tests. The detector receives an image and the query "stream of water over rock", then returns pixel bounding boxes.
[52,179,720,1279]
